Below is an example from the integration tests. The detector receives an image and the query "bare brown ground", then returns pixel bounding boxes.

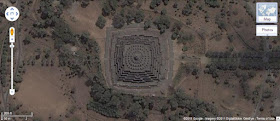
[15,67,71,120]
[146,112,163,121]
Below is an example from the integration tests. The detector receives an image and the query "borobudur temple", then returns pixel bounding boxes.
[105,25,173,93]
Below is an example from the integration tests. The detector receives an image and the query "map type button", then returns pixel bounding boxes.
[256,2,278,23]
[256,25,277,36]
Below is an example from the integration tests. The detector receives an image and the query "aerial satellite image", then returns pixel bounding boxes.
[0,0,279,121]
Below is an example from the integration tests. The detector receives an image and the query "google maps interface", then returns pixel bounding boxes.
[1,0,280,121]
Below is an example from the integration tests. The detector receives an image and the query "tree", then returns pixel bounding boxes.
[262,89,272,99]
[39,0,58,21]
[177,32,194,44]
[244,3,253,18]
[171,32,179,40]
[109,0,118,11]
[0,5,7,17]
[182,4,192,16]
[162,0,169,5]
[161,105,168,114]
[205,0,220,8]
[186,18,192,25]
[144,20,152,30]
[99,90,112,104]
[169,98,178,110]
[44,16,57,27]
[60,0,73,7]
[215,15,226,30]
[95,16,106,29]
[23,36,31,45]
[161,9,167,15]
[153,15,170,34]
[32,118,43,121]
[240,76,250,99]
[120,0,135,7]
[171,22,182,40]
[205,13,210,22]
[85,79,94,87]
[173,89,189,108]
[52,20,75,49]
[148,102,154,110]
[126,103,148,121]
[80,32,90,44]
[172,21,182,32]
[135,10,145,23]
[173,2,178,8]
[102,2,112,16]
[102,0,118,16]
[112,14,125,29]
[227,34,234,43]
[216,19,226,30]
[81,0,90,8]
[166,112,180,121]
[182,45,188,52]
[10,0,16,4]
[150,0,161,9]
[30,28,47,38]
[126,0,135,6]
[126,9,135,24]
[14,75,22,83]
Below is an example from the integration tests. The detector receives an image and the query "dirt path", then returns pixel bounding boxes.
[31,0,38,21]
[273,85,280,115]
[250,73,266,117]
[0,25,9,112]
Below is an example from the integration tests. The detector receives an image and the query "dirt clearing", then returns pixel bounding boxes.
[15,67,71,120]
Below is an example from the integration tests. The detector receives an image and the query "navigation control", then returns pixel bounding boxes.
[5,6,20,22]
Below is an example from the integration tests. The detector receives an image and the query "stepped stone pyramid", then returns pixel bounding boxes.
[105,25,173,94]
